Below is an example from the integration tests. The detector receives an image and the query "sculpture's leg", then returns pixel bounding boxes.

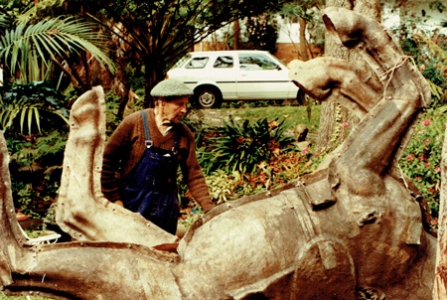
[55,86,178,247]
[0,131,25,286]
[290,7,430,195]
[3,242,182,300]
[320,7,431,193]
[0,129,182,299]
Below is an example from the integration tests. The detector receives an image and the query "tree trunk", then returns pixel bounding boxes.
[434,125,447,299]
[233,19,240,50]
[145,56,166,108]
[299,17,309,61]
[317,0,381,150]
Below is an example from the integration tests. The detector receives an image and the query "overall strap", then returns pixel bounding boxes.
[172,123,182,154]
[141,110,153,148]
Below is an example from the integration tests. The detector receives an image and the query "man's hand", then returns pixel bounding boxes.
[114,200,124,207]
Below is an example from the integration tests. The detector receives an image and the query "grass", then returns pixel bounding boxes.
[225,103,320,133]
[188,102,321,135]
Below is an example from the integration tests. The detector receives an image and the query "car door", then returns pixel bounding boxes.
[236,52,293,100]
[209,55,238,100]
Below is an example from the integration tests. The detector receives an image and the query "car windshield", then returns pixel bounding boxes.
[172,53,192,69]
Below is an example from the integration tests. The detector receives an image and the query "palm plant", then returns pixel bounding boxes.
[0,16,115,85]
[198,117,296,175]
[0,3,117,219]
[0,10,115,133]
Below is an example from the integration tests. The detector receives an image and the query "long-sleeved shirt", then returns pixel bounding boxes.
[101,108,215,212]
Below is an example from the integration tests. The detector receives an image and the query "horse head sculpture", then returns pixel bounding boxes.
[0,7,438,300]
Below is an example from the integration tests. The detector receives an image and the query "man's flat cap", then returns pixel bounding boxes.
[150,78,193,97]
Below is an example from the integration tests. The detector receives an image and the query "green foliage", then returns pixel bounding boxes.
[199,146,318,204]
[0,15,115,80]
[397,25,447,108]
[198,117,296,175]
[429,0,446,13]
[7,130,67,219]
[220,104,321,132]
[245,13,279,53]
[412,33,447,107]
[0,81,69,134]
[205,170,241,204]
[399,107,446,221]
[50,0,291,107]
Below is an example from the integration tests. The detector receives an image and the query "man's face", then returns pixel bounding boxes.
[160,96,189,124]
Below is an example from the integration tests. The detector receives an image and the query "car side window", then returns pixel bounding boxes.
[239,54,278,70]
[185,57,209,69]
[213,56,234,68]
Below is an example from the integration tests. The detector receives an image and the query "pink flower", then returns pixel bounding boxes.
[422,119,431,126]
[406,154,414,162]
[435,167,441,173]
[431,218,438,226]
[425,139,430,144]
[341,122,349,128]
[419,156,427,162]
[415,176,422,181]
[302,147,310,155]
[424,163,430,168]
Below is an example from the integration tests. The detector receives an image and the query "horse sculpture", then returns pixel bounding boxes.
[0,7,439,299]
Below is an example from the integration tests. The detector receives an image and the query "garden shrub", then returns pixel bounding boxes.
[197,117,296,175]
[399,106,447,223]
[7,130,67,219]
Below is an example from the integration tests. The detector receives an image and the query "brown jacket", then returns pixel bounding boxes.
[101,108,215,212]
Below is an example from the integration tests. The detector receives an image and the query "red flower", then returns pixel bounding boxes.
[406,154,414,162]
[422,119,431,126]
[424,163,430,168]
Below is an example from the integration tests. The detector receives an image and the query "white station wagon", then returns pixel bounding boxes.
[166,50,299,108]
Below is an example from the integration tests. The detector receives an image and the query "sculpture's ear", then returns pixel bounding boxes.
[297,169,337,211]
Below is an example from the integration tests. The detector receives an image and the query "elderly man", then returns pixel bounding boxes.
[101,78,215,234]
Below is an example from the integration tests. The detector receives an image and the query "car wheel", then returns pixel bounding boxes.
[195,87,222,109]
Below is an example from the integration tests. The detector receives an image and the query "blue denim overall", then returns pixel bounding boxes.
[120,111,180,234]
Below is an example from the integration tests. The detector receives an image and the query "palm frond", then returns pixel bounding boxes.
[0,16,116,80]
[0,98,68,134]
